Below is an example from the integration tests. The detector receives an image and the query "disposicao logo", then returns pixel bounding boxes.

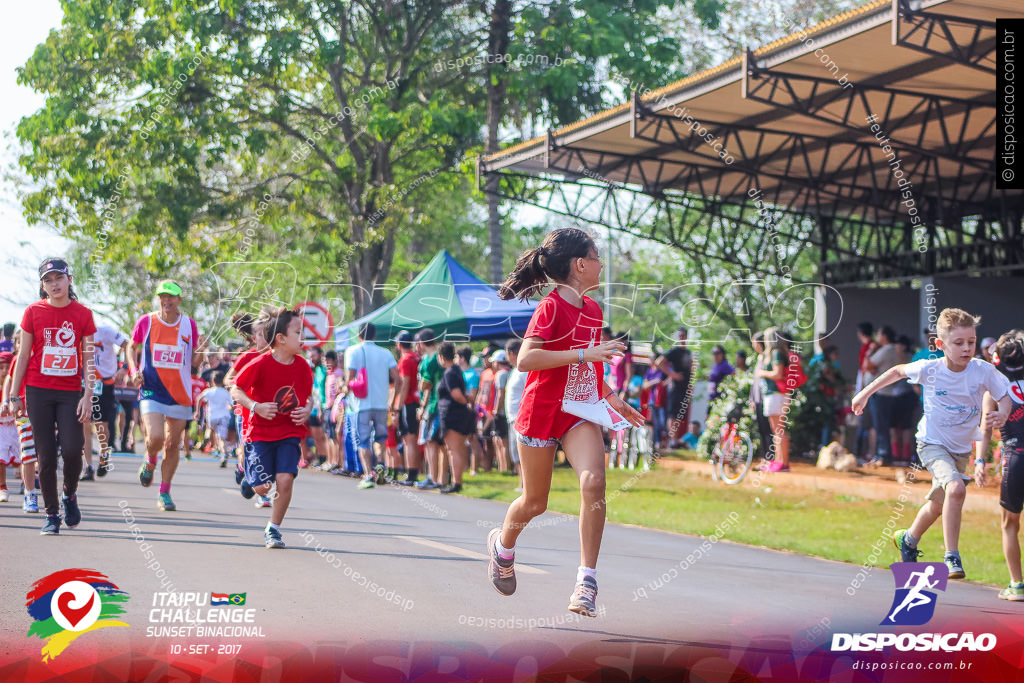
[831,562,996,652]
[26,569,129,661]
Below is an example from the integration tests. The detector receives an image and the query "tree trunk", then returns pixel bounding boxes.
[485,0,512,284]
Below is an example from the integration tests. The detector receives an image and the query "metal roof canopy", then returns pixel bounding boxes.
[480,0,1024,286]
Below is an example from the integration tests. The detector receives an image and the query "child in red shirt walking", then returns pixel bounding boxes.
[489,228,644,616]
[231,307,313,548]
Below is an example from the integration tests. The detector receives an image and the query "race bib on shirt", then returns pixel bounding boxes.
[152,343,186,369]
[41,322,79,376]
[561,350,630,431]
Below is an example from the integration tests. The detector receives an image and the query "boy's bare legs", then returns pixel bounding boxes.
[908,497,943,541]
[940,479,966,553]
[1002,509,1023,583]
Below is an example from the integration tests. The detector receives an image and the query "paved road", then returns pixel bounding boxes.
[0,453,1015,672]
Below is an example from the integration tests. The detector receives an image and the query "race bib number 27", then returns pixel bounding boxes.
[41,345,78,376]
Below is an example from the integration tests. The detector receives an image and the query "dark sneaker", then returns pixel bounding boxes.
[62,494,81,528]
[893,529,922,563]
[374,464,387,486]
[568,576,599,617]
[440,483,462,494]
[41,514,61,536]
[945,554,965,580]
[139,462,155,488]
[79,466,95,482]
[235,465,245,485]
[97,455,110,477]
[398,478,417,487]
[240,480,256,500]
[487,528,516,596]
[265,526,285,549]
[158,492,176,511]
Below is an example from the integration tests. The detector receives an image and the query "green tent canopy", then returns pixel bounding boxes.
[333,250,538,349]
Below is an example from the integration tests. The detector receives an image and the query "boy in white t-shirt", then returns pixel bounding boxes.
[197,372,234,466]
[853,308,1011,579]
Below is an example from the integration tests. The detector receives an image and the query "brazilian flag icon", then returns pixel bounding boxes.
[228,593,246,606]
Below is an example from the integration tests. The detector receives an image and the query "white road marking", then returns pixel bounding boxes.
[396,535,547,574]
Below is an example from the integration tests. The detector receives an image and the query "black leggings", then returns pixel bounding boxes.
[119,400,136,451]
[26,385,85,516]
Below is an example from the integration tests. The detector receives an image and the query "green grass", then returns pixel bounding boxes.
[462,466,1011,587]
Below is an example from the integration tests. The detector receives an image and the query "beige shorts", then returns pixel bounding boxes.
[764,392,789,417]
[918,442,972,503]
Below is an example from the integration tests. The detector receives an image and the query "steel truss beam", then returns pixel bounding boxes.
[894,0,997,74]
[743,52,995,171]
[482,167,1024,285]
[628,107,999,229]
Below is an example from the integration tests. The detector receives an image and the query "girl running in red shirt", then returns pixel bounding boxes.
[9,258,96,535]
[488,228,643,616]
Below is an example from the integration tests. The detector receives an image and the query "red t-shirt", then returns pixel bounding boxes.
[398,351,420,405]
[479,368,496,413]
[191,377,208,405]
[20,299,97,392]
[233,351,313,443]
[515,289,605,440]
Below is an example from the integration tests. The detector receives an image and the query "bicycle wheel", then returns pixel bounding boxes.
[718,432,754,484]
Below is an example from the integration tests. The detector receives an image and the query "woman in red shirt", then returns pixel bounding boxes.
[8,258,96,535]
[488,228,643,617]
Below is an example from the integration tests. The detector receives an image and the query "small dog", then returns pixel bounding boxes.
[817,441,858,472]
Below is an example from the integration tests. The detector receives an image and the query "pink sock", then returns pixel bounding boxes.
[159,482,171,494]
[147,455,158,466]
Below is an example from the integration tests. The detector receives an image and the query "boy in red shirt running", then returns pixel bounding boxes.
[490,228,644,617]
[230,307,313,548]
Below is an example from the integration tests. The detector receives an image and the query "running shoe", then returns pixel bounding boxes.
[568,576,599,617]
[945,554,965,580]
[62,494,81,528]
[0,489,7,503]
[999,582,1024,601]
[486,528,516,596]
[893,529,923,563]
[265,526,285,549]
[255,495,272,508]
[440,483,462,494]
[219,453,227,468]
[374,464,387,485]
[158,492,176,511]
[235,465,245,485]
[79,466,95,481]
[240,480,255,500]
[41,514,61,536]
[358,476,375,489]
[97,455,110,477]
[24,491,38,513]
[398,478,417,487]
[139,462,155,487]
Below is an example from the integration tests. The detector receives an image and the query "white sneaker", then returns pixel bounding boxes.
[24,491,39,513]
[254,495,272,508]
[0,489,8,502]
[357,476,375,489]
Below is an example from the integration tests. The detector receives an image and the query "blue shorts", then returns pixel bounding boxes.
[356,409,388,450]
[246,437,301,487]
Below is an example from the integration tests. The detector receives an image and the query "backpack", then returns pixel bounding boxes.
[785,350,808,391]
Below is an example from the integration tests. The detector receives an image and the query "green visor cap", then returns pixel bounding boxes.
[155,280,183,297]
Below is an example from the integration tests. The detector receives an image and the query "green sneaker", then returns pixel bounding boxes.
[893,529,922,563]
[944,553,965,580]
[158,492,176,511]
[139,462,155,488]
[999,582,1024,602]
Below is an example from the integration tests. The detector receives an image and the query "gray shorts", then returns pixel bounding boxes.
[918,442,972,503]
[515,419,587,449]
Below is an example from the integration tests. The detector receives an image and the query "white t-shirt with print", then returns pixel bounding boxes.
[904,357,1011,452]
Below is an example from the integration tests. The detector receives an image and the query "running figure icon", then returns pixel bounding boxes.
[887,565,938,623]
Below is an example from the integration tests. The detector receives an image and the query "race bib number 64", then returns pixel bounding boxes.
[152,344,185,369]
